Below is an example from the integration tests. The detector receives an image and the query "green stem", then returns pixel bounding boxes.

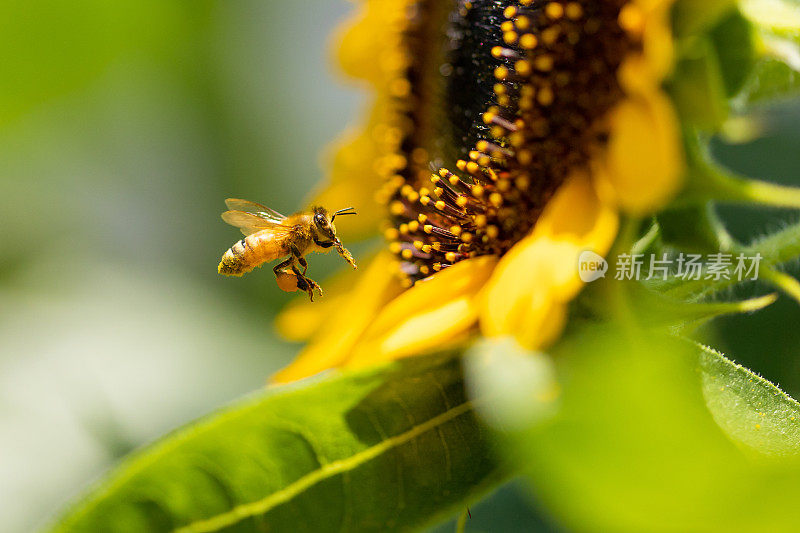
[762,267,800,306]
[455,509,469,533]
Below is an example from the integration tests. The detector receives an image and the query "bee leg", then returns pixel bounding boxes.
[289,244,310,277]
[272,257,293,279]
[291,263,322,301]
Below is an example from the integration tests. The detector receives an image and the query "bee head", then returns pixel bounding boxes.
[313,206,356,241]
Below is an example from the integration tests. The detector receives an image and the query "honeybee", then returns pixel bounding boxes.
[218,198,357,300]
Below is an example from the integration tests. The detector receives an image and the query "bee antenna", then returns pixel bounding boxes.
[331,207,357,221]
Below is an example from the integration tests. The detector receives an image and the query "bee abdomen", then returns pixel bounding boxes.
[218,238,256,276]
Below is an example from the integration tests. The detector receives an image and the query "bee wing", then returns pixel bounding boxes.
[224,198,287,224]
[221,210,284,236]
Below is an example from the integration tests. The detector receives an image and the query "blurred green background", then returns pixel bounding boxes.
[1,2,799,532]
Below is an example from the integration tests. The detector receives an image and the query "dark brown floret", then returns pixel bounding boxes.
[382,0,637,285]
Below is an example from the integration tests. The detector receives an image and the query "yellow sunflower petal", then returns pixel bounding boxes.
[597,88,684,215]
[343,255,498,367]
[271,252,404,384]
[480,173,619,350]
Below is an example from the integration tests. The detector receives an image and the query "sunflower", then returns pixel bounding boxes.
[273,0,684,383]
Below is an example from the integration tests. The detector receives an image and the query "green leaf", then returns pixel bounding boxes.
[699,344,800,456]
[50,355,503,533]
[479,325,800,531]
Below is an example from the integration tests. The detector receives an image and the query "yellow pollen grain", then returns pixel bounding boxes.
[478,155,492,166]
[389,78,411,97]
[423,224,434,234]
[489,193,503,207]
[408,220,420,232]
[466,161,480,174]
[494,66,509,80]
[418,213,428,223]
[450,225,462,236]
[515,175,530,189]
[519,33,538,49]
[420,265,430,275]
[490,126,506,138]
[389,242,402,254]
[497,179,511,192]
[537,86,555,106]
[445,252,457,263]
[456,196,468,207]
[546,2,564,19]
[422,244,432,253]
[384,228,399,240]
[476,140,489,151]
[433,263,442,272]
[493,83,507,95]
[565,2,583,19]
[420,196,431,206]
[399,223,409,235]
[413,240,424,250]
[475,214,487,227]
[449,175,460,186]
[542,27,560,45]
[433,187,444,197]
[535,55,554,71]
[515,16,531,31]
[518,149,533,165]
[515,59,532,76]
[461,232,473,243]
[456,160,468,171]
[503,6,517,18]
[501,21,514,32]
[390,201,405,216]
[618,4,645,34]
[435,200,446,211]
[472,185,485,198]
[491,46,504,59]
[486,225,499,238]
[401,249,414,260]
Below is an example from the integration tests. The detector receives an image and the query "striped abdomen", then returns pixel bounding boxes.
[218,231,285,276]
